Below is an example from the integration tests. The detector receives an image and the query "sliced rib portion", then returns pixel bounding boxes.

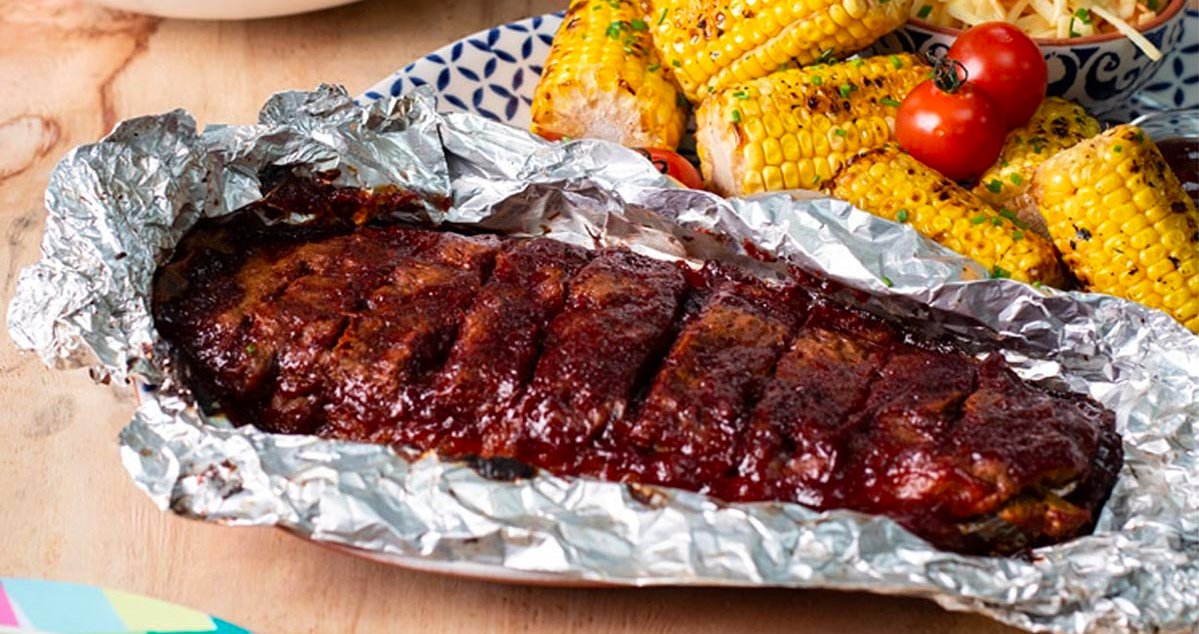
[410,238,591,455]
[495,249,687,471]
[323,232,499,441]
[729,303,892,505]
[838,345,980,507]
[248,227,450,435]
[942,356,1122,551]
[156,225,435,435]
[618,278,806,490]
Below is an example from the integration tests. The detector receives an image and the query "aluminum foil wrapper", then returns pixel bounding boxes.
[8,86,1198,634]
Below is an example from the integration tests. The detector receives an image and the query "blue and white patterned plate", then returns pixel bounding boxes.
[361,12,563,125]
[360,10,1197,131]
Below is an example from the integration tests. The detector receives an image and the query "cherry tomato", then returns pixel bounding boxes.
[947,22,1048,130]
[635,148,704,189]
[896,62,1007,182]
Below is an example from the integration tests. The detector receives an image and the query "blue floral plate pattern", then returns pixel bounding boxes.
[360,11,1197,129]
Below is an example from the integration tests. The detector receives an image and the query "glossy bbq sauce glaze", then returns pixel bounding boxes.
[153,175,1122,556]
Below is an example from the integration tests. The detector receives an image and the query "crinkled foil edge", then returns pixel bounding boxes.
[7,86,1198,634]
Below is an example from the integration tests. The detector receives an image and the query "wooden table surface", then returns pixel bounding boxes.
[0,1,1023,632]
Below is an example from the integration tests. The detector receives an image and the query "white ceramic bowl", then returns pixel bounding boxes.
[867,0,1191,115]
[92,0,363,20]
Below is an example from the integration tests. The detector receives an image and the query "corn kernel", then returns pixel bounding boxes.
[744,143,766,171]
[1129,225,1159,249]
[782,162,801,189]
[781,133,800,161]
[763,137,783,165]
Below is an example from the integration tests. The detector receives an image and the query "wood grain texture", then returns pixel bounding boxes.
[0,1,1021,631]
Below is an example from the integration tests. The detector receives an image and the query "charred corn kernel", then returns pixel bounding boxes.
[824,144,1066,286]
[695,54,928,197]
[647,0,913,102]
[974,98,1100,212]
[1032,124,1199,333]
[530,0,686,149]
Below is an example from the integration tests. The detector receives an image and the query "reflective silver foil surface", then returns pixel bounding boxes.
[8,86,1198,633]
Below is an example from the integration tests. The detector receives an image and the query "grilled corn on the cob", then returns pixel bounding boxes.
[1031,124,1199,332]
[974,98,1101,236]
[530,0,687,149]
[647,0,914,102]
[824,144,1066,286]
[695,54,928,197]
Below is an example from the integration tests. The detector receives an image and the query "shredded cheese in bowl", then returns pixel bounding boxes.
[911,0,1166,59]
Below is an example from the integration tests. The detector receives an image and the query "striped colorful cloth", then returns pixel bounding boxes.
[0,578,249,634]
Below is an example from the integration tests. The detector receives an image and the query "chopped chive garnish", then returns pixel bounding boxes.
[1134,131,1146,142]
[731,109,742,124]
[834,127,848,137]
[1032,280,1044,289]
[839,83,854,98]
[647,63,660,72]
[991,265,1011,279]
[1000,159,1009,167]
[593,3,602,9]
[1009,173,1023,185]
[1074,8,1092,23]
[630,18,648,30]
[889,55,904,69]
[606,22,623,39]
[811,75,824,86]
[985,179,1003,193]
[991,217,1004,226]
[997,208,1029,229]
[971,214,988,225]
[812,174,822,184]
[1068,18,1081,38]
[917,4,933,18]
[658,8,668,25]
[852,58,865,67]
[732,89,749,100]
[896,208,909,223]
[671,59,682,68]
[1114,144,1123,152]
[1012,229,1024,240]
[880,96,902,107]
[245,343,257,355]
[882,275,894,287]
[816,48,836,64]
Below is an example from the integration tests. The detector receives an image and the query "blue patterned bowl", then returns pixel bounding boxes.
[867,0,1193,116]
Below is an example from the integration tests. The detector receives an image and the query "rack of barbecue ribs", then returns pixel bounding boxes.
[153,178,1122,556]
